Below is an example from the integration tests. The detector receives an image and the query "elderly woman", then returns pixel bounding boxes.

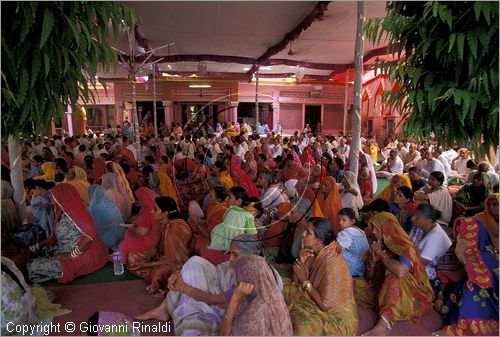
[26,183,108,284]
[355,212,433,336]
[285,217,358,335]
[414,171,453,226]
[136,234,286,335]
[340,171,364,217]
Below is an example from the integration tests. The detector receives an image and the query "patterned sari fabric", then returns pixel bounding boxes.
[317,176,342,234]
[232,255,293,336]
[27,183,108,284]
[441,217,499,336]
[285,242,358,336]
[208,206,257,252]
[354,212,434,324]
[474,193,499,250]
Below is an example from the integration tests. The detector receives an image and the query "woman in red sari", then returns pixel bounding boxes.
[26,183,108,284]
[118,187,160,264]
[229,155,260,198]
[92,157,106,184]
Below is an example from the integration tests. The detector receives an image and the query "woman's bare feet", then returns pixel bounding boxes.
[135,299,170,321]
[362,317,391,336]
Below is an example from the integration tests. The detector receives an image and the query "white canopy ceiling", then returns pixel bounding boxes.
[103,1,388,80]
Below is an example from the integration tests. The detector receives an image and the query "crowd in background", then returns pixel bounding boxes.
[1,119,498,336]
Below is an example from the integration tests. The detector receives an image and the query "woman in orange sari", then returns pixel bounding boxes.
[64,166,90,206]
[128,196,193,297]
[285,217,358,335]
[474,193,499,250]
[356,212,433,336]
[317,176,342,234]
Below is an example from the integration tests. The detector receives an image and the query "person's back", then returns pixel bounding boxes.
[337,208,369,277]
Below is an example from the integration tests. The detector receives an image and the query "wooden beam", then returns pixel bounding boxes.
[246,1,331,78]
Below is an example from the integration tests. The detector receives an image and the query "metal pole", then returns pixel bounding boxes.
[343,69,349,135]
[153,64,158,138]
[255,68,259,125]
[348,1,365,176]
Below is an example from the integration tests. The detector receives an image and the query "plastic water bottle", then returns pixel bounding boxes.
[112,250,124,276]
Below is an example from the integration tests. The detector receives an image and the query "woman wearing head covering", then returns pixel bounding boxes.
[101,172,132,222]
[32,159,56,182]
[127,196,193,297]
[453,172,492,217]
[220,255,293,335]
[64,166,90,206]
[359,151,378,194]
[229,155,260,198]
[414,171,453,226]
[317,176,342,234]
[12,179,55,247]
[27,183,108,284]
[136,234,284,335]
[340,171,364,216]
[285,217,358,335]
[109,162,135,202]
[87,184,125,250]
[92,157,106,184]
[355,212,433,336]
[474,193,499,250]
[435,217,499,336]
[377,173,412,204]
[118,187,159,264]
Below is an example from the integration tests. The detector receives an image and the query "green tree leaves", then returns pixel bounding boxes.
[1,2,135,139]
[365,1,498,155]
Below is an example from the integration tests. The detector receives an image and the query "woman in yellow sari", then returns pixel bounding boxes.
[474,193,499,250]
[285,217,358,335]
[377,173,412,203]
[64,166,89,206]
[356,212,433,335]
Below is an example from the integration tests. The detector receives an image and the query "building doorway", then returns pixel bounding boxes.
[136,101,165,129]
[304,105,321,132]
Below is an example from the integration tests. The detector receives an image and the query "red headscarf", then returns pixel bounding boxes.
[230,155,260,197]
[93,157,106,183]
[317,176,342,234]
[52,183,108,283]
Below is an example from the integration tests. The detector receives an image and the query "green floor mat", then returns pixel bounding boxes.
[39,262,139,287]
[375,177,391,197]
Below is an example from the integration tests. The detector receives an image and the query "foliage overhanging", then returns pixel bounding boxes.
[365,1,499,154]
[1,1,135,140]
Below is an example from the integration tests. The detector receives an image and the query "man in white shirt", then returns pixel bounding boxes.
[434,147,453,179]
[421,149,447,184]
[257,173,289,210]
[271,138,283,159]
[337,138,350,160]
[124,137,138,161]
[234,137,247,163]
[376,149,404,179]
[397,142,408,160]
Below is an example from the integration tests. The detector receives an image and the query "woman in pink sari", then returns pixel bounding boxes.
[301,146,316,166]
[118,187,160,264]
[229,155,260,198]
[27,183,108,284]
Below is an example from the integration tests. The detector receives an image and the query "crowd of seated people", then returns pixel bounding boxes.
[1,121,498,336]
